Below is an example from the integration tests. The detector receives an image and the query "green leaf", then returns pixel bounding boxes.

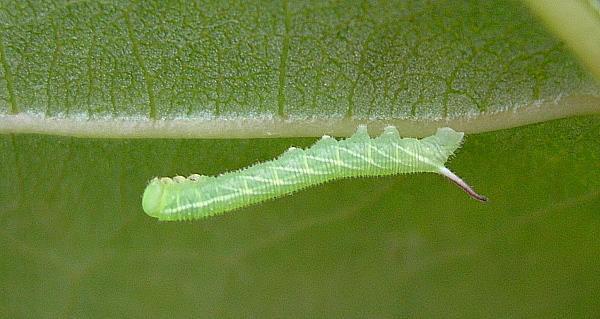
[0,0,598,137]
[1,0,599,317]
[522,0,600,81]
[1,117,599,317]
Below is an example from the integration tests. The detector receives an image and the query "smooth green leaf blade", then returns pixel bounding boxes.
[0,0,598,137]
[1,116,599,317]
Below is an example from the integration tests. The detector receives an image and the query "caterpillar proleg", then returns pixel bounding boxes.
[142,126,486,221]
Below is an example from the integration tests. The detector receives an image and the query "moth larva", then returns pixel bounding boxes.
[142,126,487,221]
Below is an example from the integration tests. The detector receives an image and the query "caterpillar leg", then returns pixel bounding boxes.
[438,167,488,202]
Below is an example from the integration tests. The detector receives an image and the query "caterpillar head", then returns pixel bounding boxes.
[143,174,214,220]
[142,178,166,218]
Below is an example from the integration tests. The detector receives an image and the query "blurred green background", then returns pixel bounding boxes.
[1,116,599,317]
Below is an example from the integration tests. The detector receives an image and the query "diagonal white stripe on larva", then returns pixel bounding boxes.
[337,145,385,168]
[142,126,487,221]
[239,174,296,186]
[272,165,328,175]
[163,192,240,214]
[392,142,442,168]
[304,155,360,169]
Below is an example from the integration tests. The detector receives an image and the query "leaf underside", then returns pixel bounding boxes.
[0,0,598,138]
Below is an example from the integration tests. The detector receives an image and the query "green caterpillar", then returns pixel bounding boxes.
[142,126,486,221]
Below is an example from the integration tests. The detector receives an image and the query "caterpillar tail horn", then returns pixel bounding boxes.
[438,167,488,202]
